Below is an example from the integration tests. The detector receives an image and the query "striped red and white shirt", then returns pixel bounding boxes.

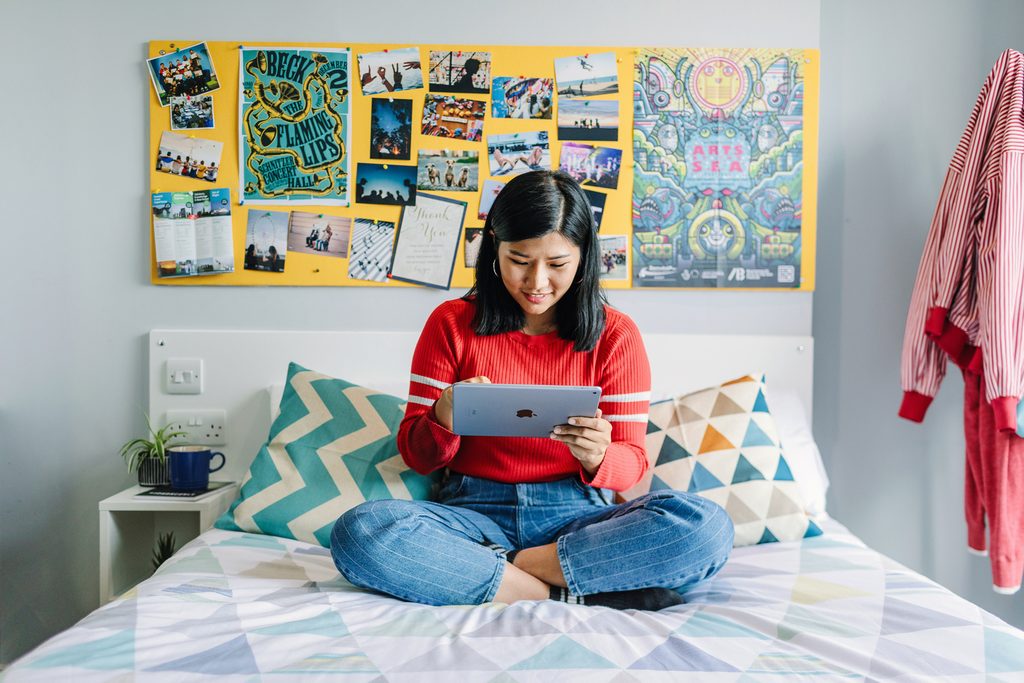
[900,49,1024,431]
[398,298,651,491]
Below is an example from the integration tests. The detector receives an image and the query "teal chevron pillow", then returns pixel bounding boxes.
[215,362,438,547]
[644,373,822,547]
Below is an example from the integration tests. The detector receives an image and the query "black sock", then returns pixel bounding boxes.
[548,586,684,611]
[505,549,520,565]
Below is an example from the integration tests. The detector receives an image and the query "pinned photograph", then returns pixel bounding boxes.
[492,77,554,119]
[417,150,479,192]
[464,228,484,268]
[557,100,619,141]
[370,98,413,160]
[559,143,622,189]
[155,131,223,182]
[287,212,351,258]
[421,95,485,142]
[170,94,214,130]
[357,47,423,95]
[243,210,289,273]
[147,41,220,107]
[428,50,491,94]
[555,52,618,98]
[598,234,628,280]
[348,218,395,283]
[478,179,506,220]
[583,189,606,231]
[355,163,417,206]
[487,131,550,176]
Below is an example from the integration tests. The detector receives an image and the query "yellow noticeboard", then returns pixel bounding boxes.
[148,41,818,291]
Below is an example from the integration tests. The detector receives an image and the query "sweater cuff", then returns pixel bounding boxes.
[936,322,968,360]
[925,307,949,338]
[899,391,933,422]
[424,409,462,462]
[991,396,1018,433]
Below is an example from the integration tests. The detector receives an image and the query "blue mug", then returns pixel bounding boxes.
[168,446,225,491]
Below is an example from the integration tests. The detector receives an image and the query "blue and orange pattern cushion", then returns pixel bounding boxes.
[644,373,822,546]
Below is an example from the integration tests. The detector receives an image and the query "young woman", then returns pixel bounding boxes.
[331,170,734,611]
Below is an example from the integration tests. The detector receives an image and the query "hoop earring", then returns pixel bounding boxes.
[492,259,498,276]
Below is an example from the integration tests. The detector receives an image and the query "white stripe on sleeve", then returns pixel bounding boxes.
[601,391,651,403]
[604,413,649,423]
[406,395,435,407]
[410,373,448,390]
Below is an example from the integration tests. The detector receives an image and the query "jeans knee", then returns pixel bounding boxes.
[646,490,734,561]
[331,500,413,581]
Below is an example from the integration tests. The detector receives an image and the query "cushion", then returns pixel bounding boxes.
[216,362,438,546]
[639,373,822,546]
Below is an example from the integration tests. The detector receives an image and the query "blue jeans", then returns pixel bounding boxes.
[331,472,734,606]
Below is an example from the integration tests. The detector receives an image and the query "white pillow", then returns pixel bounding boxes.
[766,388,830,518]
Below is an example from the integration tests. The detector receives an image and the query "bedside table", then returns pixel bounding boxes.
[98,483,238,603]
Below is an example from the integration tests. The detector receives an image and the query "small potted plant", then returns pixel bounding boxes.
[119,413,188,486]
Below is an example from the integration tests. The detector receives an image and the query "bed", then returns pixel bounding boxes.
[6,329,1024,680]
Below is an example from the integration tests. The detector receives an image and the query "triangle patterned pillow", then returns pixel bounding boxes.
[646,373,822,547]
[216,362,438,547]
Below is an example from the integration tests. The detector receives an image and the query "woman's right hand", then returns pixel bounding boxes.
[433,376,491,431]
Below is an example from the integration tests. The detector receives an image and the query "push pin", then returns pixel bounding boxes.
[313,268,320,273]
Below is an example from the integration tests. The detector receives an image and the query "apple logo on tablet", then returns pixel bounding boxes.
[516,409,536,418]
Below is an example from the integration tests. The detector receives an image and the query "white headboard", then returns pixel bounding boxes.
[149,329,813,483]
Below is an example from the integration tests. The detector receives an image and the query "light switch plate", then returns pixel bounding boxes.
[165,409,227,445]
[165,358,203,394]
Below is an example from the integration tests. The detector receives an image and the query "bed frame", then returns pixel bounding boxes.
[148,329,814,484]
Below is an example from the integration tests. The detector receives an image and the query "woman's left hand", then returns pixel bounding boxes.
[550,409,611,475]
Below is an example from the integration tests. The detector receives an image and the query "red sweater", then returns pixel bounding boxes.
[398,298,651,491]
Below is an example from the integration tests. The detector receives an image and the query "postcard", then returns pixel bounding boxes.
[170,94,214,130]
[557,100,619,141]
[243,210,290,272]
[348,218,396,283]
[417,149,479,192]
[598,234,628,280]
[370,98,413,160]
[464,228,484,268]
[421,95,485,142]
[287,212,351,258]
[155,131,223,182]
[428,50,491,94]
[357,47,423,95]
[487,131,551,176]
[147,41,220,107]
[492,77,554,119]
[554,52,618,98]
[583,189,607,231]
[356,163,417,206]
[478,179,506,220]
[559,143,622,189]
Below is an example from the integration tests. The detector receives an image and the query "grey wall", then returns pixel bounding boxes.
[816,0,1024,629]
[18,0,1024,663]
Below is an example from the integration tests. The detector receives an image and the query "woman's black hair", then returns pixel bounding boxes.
[464,169,606,351]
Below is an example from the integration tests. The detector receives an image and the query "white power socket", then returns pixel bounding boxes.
[165,409,227,446]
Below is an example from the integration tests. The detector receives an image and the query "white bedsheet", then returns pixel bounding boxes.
[7,518,1024,681]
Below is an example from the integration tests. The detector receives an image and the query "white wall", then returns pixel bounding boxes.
[816,0,1024,631]
[2,0,822,663]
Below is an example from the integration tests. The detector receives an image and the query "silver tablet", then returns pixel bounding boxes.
[451,383,602,437]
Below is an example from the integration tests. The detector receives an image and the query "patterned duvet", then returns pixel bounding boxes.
[7,518,1024,681]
